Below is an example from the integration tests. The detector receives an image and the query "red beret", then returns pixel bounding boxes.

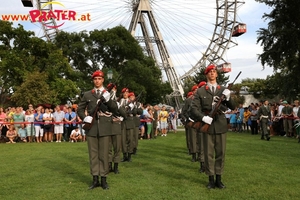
[198,81,206,88]
[128,92,135,97]
[187,92,193,97]
[191,85,198,92]
[121,88,129,93]
[204,65,216,75]
[92,70,104,79]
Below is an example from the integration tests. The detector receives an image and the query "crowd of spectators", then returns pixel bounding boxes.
[225,100,300,141]
[0,103,181,144]
[0,104,86,144]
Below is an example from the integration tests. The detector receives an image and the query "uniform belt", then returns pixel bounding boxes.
[98,111,112,117]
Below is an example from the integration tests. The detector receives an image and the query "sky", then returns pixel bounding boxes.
[0,0,274,83]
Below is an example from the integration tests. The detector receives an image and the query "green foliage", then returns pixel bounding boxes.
[1,132,300,200]
[0,22,171,106]
[255,0,300,100]
[11,72,57,106]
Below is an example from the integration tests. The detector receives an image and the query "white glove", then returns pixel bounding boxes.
[102,90,111,102]
[128,103,134,110]
[222,89,231,101]
[212,96,220,106]
[202,116,213,125]
[118,116,124,121]
[116,102,120,108]
[83,116,93,123]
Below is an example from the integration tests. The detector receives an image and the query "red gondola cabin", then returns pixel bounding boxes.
[232,23,246,37]
[217,63,231,73]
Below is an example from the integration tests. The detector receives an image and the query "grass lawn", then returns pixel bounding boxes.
[0,131,299,200]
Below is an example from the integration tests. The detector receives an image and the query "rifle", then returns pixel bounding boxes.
[200,71,242,133]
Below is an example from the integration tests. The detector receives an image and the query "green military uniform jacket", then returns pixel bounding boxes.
[182,97,192,123]
[191,85,235,134]
[77,88,119,137]
[257,105,271,120]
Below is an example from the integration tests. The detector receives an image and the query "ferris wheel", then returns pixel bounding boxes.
[22,0,246,105]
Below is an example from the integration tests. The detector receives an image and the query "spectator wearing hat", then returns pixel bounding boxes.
[77,70,119,190]
[281,101,293,137]
[191,64,235,189]
[257,100,271,140]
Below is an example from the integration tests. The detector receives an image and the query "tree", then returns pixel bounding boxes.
[0,21,79,106]
[256,0,300,100]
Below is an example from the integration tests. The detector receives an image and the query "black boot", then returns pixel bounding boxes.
[215,175,225,189]
[266,136,270,141]
[298,137,300,143]
[127,153,132,162]
[121,153,128,162]
[114,163,119,174]
[191,153,196,162]
[100,176,109,190]
[89,175,100,190]
[133,148,137,155]
[207,175,215,189]
[109,162,113,172]
[199,162,205,173]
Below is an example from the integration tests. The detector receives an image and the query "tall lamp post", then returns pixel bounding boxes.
[107,69,113,81]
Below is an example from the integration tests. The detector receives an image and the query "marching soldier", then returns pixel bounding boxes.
[196,81,206,173]
[128,92,143,155]
[107,83,127,174]
[188,85,199,162]
[119,88,135,162]
[191,65,235,189]
[257,100,271,141]
[77,70,119,190]
[182,92,193,155]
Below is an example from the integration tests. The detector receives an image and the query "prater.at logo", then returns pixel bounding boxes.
[29,1,91,28]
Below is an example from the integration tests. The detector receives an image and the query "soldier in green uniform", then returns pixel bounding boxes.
[181,92,193,155]
[128,92,143,154]
[196,81,206,173]
[257,100,271,140]
[107,83,127,174]
[77,70,119,190]
[191,65,235,189]
[119,88,135,162]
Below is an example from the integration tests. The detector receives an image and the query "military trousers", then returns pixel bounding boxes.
[108,134,121,163]
[121,128,134,154]
[196,131,204,162]
[203,133,226,176]
[260,118,270,137]
[189,127,198,153]
[133,126,139,149]
[87,135,109,177]
[185,126,191,153]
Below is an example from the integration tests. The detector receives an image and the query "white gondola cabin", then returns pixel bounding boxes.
[21,0,33,7]
[217,63,231,73]
[232,23,246,37]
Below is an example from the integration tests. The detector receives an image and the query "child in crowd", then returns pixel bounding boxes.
[70,126,82,142]
[18,124,27,142]
[229,111,237,132]
[6,125,17,143]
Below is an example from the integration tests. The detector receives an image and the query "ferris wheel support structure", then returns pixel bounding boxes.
[36,0,59,41]
[129,0,185,109]
[179,0,245,80]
